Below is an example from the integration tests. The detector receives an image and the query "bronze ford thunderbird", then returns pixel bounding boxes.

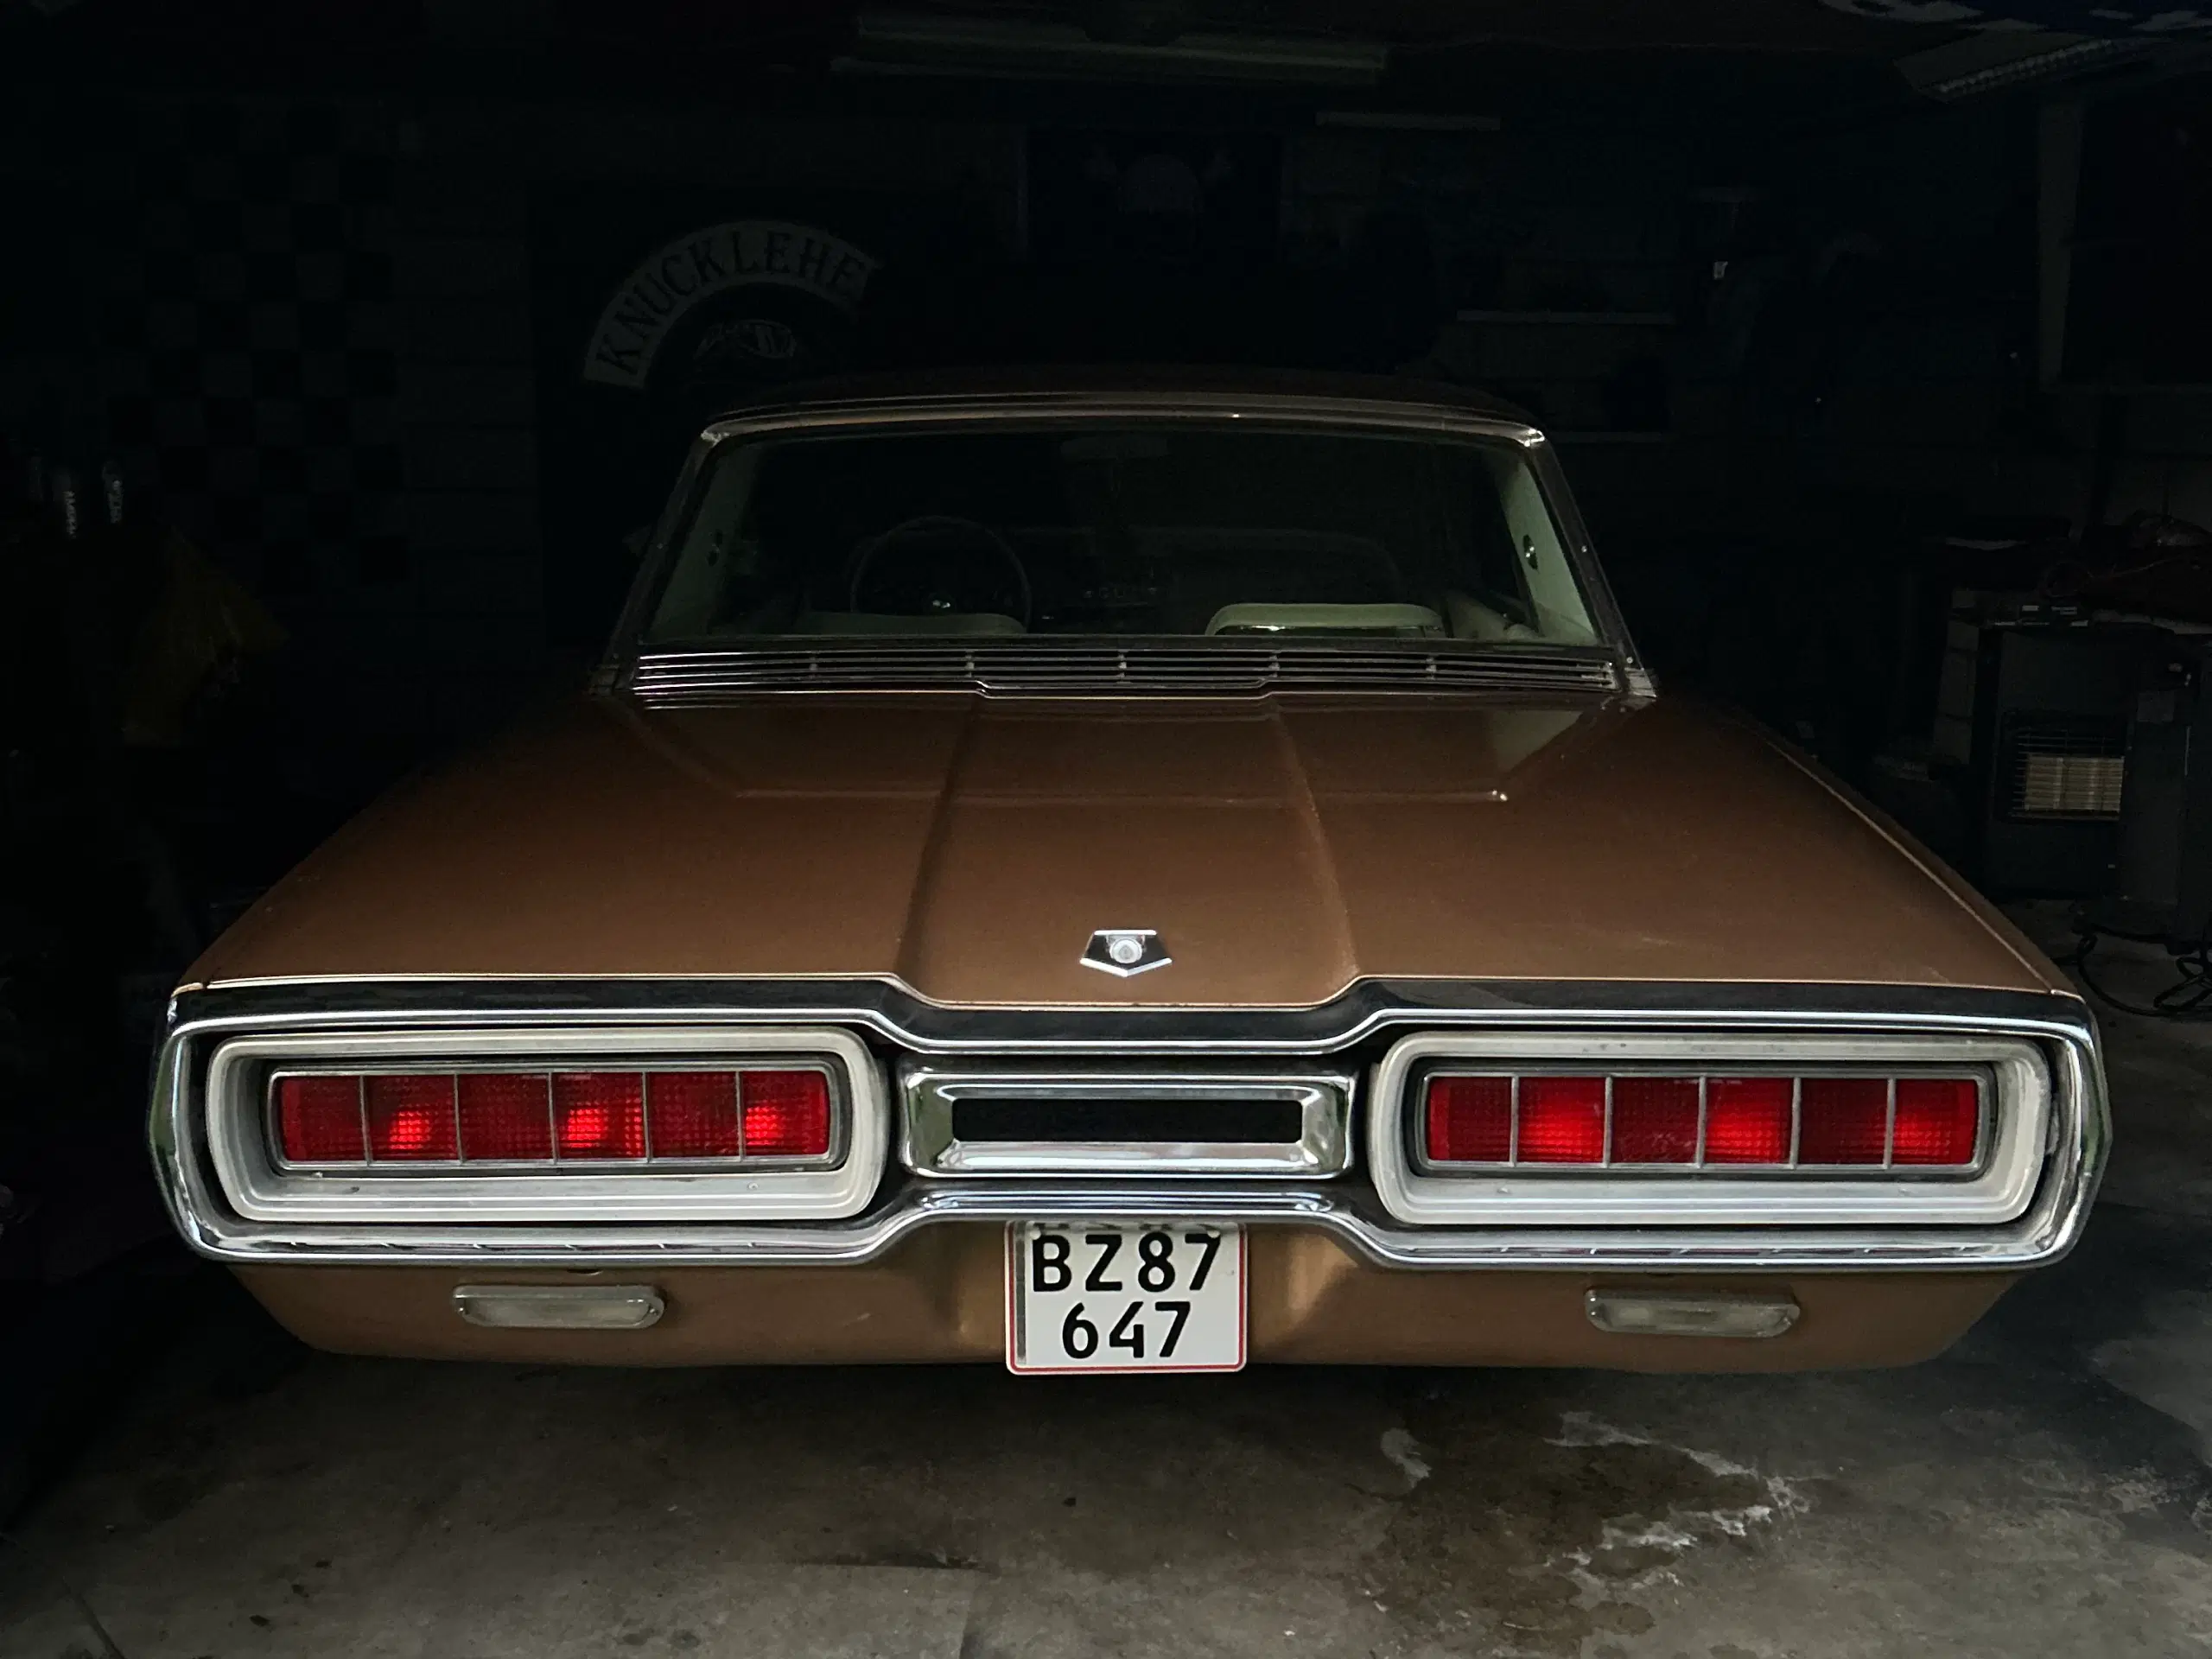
[149,372,2107,1373]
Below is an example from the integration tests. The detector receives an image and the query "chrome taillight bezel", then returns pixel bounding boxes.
[1368,1031,2051,1228]
[206,1026,885,1223]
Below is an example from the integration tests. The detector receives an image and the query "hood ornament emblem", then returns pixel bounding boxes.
[1081,928,1172,978]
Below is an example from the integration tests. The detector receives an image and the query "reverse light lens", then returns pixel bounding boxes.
[1516,1076,1606,1163]
[1424,1076,1511,1163]
[365,1074,459,1161]
[276,1075,365,1164]
[1894,1078,1980,1166]
[1701,1077,1792,1165]
[741,1070,833,1157]
[554,1071,647,1160]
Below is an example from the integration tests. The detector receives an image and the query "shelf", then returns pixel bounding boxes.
[1453,309,1676,327]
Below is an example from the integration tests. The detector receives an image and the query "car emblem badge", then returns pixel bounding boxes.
[1081,928,1172,977]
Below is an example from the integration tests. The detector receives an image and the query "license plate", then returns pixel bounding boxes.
[1006,1222,1245,1374]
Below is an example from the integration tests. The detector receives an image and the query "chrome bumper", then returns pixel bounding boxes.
[150,977,2107,1274]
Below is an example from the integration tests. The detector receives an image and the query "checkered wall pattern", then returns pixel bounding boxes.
[98,100,404,592]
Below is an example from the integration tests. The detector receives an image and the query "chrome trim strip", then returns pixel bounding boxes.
[149,981,2107,1273]
[899,1065,1352,1178]
[626,643,1627,702]
[167,975,2090,1056]
[156,1173,2094,1274]
[1370,1034,2041,1226]
[202,1027,885,1224]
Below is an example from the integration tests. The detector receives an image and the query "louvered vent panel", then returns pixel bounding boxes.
[629,644,1624,701]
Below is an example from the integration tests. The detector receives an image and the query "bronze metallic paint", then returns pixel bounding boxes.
[171,374,2082,1371]
[190,693,2055,1004]
[233,1229,2014,1371]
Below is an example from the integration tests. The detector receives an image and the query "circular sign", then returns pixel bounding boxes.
[582,219,880,392]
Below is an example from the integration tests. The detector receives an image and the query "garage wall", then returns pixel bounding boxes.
[15,67,2209,823]
[391,135,548,744]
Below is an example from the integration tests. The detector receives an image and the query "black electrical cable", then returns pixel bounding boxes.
[2066,923,2212,1019]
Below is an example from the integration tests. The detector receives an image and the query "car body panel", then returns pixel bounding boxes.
[188,692,2053,1003]
[234,1235,2015,1371]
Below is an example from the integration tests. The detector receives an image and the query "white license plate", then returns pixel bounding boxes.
[1006,1222,1245,1375]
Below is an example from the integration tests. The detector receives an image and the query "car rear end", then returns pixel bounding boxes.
[151,976,2104,1372]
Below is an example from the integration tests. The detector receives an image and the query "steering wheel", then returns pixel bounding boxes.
[848,514,1033,627]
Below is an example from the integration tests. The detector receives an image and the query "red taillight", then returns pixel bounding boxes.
[1703,1077,1792,1164]
[1516,1076,1605,1163]
[276,1075,365,1164]
[647,1071,741,1158]
[1424,1077,1510,1162]
[1416,1068,1982,1173]
[1894,1078,1980,1166]
[1610,1077,1699,1164]
[554,1071,646,1160]
[272,1064,839,1167]
[365,1074,459,1160]
[1799,1077,1888,1166]
[457,1072,554,1161]
[741,1070,832,1157]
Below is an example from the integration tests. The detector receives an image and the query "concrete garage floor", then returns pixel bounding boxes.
[7,925,2212,1657]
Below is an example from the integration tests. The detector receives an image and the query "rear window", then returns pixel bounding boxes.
[644,419,1599,647]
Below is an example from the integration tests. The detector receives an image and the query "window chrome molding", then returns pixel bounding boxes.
[601,390,1652,696]
[1368,1032,2051,1228]
[199,1026,886,1224]
[899,1064,1352,1178]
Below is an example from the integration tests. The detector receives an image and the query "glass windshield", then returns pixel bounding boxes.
[643,420,1600,646]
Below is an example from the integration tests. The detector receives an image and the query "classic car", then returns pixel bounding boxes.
[149,370,2107,1374]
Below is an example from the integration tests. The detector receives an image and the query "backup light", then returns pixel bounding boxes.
[1586,1288,1801,1340]
[274,1066,836,1166]
[1421,1070,1982,1172]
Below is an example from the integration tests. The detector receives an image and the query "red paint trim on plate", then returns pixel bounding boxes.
[1002,1223,1248,1376]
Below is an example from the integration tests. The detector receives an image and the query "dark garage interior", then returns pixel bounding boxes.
[5,2,2212,1654]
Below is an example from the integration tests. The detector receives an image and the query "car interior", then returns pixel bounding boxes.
[645,422,1600,646]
